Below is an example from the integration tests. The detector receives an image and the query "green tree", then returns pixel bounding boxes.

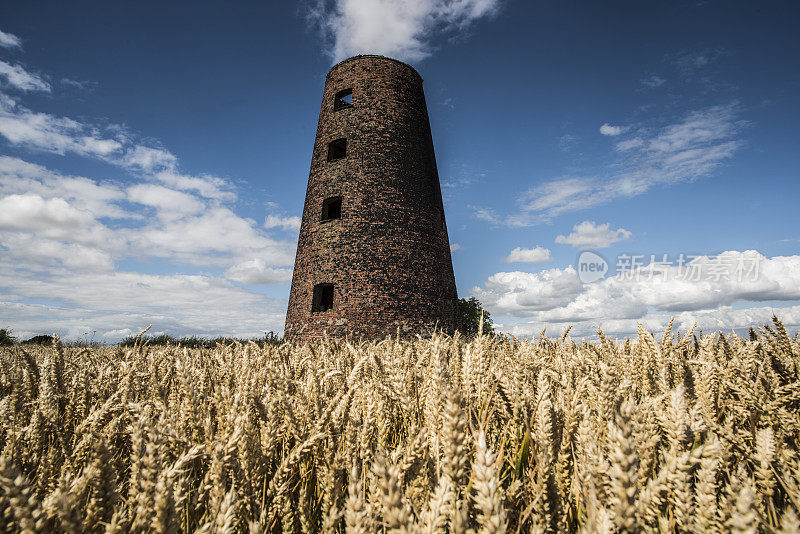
[455,297,494,337]
[0,328,18,346]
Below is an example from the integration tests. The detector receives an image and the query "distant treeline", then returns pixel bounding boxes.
[118,332,283,348]
[0,297,494,348]
[0,327,282,348]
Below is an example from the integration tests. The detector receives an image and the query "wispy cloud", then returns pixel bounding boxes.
[0,94,123,157]
[0,61,50,92]
[478,104,744,225]
[555,221,632,249]
[471,205,500,225]
[441,163,486,201]
[153,170,234,201]
[640,74,666,88]
[308,0,499,62]
[60,78,97,91]
[615,138,644,151]
[0,29,21,49]
[667,47,728,75]
[558,133,578,151]
[0,94,236,201]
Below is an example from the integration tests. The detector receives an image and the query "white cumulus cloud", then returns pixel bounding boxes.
[309,0,499,62]
[126,207,296,268]
[0,156,127,218]
[0,269,288,340]
[127,184,205,220]
[264,214,302,232]
[224,259,293,285]
[121,145,178,171]
[0,193,114,246]
[504,246,552,263]
[599,123,626,136]
[555,221,632,249]
[0,32,299,340]
[1,233,114,272]
[473,250,800,337]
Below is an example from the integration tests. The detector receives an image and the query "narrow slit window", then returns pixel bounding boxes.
[312,283,334,313]
[321,196,342,222]
[334,89,353,110]
[327,138,347,162]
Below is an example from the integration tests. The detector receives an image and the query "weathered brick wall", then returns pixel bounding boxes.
[284,55,458,340]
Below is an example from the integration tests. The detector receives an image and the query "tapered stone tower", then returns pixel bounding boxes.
[284,55,457,340]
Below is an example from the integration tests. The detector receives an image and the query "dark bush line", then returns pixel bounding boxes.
[118,331,283,348]
[20,334,55,345]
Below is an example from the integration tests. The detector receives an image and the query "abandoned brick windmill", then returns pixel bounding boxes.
[284,55,458,340]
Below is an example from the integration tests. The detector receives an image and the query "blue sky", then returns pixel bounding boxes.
[1,0,798,340]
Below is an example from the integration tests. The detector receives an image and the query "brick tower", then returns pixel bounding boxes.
[284,55,457,340]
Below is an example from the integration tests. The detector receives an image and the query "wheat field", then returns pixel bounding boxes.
[0,318,798,533]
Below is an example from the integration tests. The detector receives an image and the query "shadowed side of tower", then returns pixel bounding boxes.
[285,55,457,340]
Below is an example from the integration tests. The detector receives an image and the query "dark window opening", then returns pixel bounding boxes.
[312,283,334,313]
[321,196,342,222]
[334,89,353,110]
[327,138,347,161]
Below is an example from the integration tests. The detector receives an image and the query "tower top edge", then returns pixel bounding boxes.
[326,55,423,82]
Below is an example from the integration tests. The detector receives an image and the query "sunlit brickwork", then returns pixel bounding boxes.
[285,55,457,340]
